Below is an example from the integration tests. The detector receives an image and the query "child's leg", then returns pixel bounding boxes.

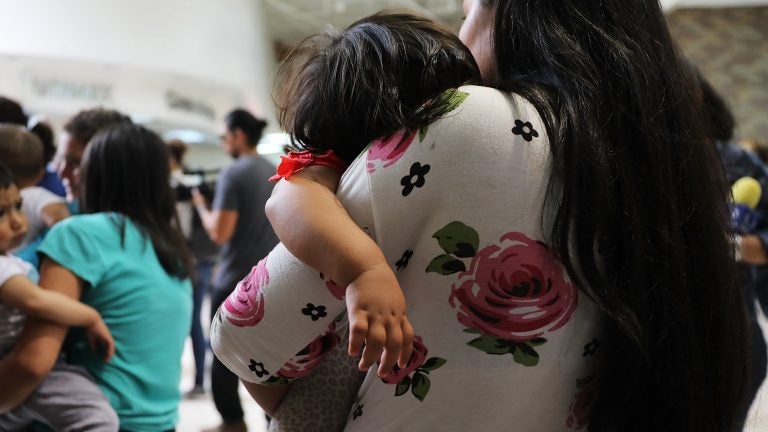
[18,362,119,432]
[0,406,36,431]
[268,328,365,432]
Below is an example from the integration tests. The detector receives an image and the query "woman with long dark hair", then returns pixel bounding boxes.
[211,1,750,430]
[1,124,194,432]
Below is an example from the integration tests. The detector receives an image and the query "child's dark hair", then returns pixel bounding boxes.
[0,162,14,189]
[0,124,45,184]
[276,11,481,164]
[81,124,193,280]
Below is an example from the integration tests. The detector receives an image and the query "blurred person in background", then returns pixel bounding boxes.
[0,124,194,432]
[0,96,27,126]
[57,108,132,211]
[192,108,278,432]
[0,161,118,431]
[700,72,767,427]
[0,125,69,267]
[168,138,220,399]
[30,119,66,198]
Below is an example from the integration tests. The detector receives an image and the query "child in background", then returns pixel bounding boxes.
[265,11,481,375]
[0,125,70,266]
[0,162,117,431]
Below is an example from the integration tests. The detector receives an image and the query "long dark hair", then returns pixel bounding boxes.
[275,11,480,163]
[480,0,749,430]
[80,124,193,280]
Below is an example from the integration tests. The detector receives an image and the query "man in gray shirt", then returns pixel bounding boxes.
[193,108,278,432]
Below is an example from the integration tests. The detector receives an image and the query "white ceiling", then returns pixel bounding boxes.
[263,0,768,45]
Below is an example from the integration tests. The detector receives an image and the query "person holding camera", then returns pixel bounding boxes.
[192,109,278,432]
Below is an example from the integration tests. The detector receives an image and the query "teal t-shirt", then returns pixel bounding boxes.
[38,213,192,432]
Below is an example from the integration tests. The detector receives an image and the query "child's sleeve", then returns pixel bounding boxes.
[0,256,28,288]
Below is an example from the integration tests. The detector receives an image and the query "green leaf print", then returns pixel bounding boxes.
[528,338,548,347]
[419,125,429,143]
[426,254,466,275]
[467,335,514,355]
[432,222,479,258]
[395,375,412,396]
[411,372,431,401]
[512,342,541,367]
[435,89,470,114]
[420,357,447,372]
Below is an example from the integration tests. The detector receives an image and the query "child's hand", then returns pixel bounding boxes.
[87,318,115,362]
[346,263,414,378]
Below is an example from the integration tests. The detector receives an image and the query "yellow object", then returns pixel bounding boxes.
[732,177,762,209]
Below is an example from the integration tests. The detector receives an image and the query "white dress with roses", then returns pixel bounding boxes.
[211,85,602,431]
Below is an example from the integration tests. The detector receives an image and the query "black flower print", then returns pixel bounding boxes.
[401,162,431,196]
[301,303,327,321]
[583,337,601,357]
[512,119,539,142]
[353,403,364,420]
[396,250,414,271]
[248,359,269,378]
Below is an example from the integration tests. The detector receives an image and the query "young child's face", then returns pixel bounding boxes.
[0,184,28,254]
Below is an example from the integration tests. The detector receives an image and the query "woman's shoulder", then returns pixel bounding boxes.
[439,85,544,133]
[49,212,122,240]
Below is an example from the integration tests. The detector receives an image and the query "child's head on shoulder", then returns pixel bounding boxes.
[0,163,28,255]
[276,11,481,163]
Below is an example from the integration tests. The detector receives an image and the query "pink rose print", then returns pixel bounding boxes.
[381,336,428,385]
[223,257,268,327]
[325,279,345,300]
[449,232,578,342]
[275,323,341,380]
[367,129,417,173]
[567,375,596,429]
[380,335,446,401]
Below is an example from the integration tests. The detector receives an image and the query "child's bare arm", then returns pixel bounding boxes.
[265,166,414,376]
[0,275,115,361]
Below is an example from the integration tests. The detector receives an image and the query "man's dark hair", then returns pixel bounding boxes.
[225,109,267,147]
[0,96,27,126]
[64,108,133,144]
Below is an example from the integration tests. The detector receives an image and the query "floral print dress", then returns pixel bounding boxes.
[211,85,602,431]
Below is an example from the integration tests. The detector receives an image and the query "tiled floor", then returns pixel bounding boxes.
[176,317,768,432]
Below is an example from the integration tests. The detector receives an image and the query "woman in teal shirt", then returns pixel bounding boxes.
[1,124,193,431]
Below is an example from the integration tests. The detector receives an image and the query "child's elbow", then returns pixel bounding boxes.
[265,195,279,225]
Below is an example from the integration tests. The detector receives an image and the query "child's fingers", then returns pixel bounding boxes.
[377,322,403,377]
[398,319,415,369]
[359,322,386,372]
[348,315,368,357]
[104,338,115,362]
